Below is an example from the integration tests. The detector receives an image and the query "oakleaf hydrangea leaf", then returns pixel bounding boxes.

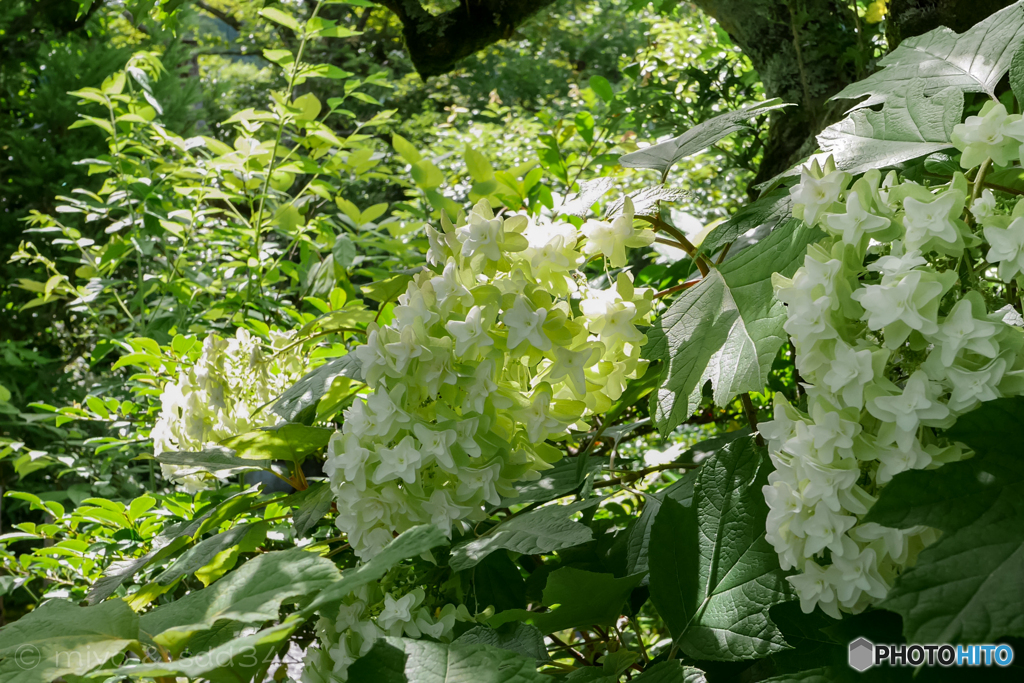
[619,99,791,175]
[453,624,548,662]
[881,503,1024,644]
[865,398,1024,643]
[865,397,1024,532]
[0,600,138,683]
[695,190,793,260]
[108,619,299,683]
[489,567,645,634]
[646,219,818,433]
[272,353,363,421]
[632,661,708,683]
[140,547,340,653]
[834,2,1024,108]
[649,436,794,660]
[449,499,597,571]
[346,637,549,683]
[817,81,963,175]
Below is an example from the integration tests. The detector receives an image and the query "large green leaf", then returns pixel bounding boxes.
[0,600,138,683]
[882,503,1024,643]
[1011,38,1024,107]
[646,220,819,433]
[271,354,363,421]
[454,624,548,662]
[817,81,963,175]
[649,436,793,660]
[151,521,266,586]
[626,493,663,581]
[632,661,708,683]
[834,1,1024,108]
[472,551,527,613]
[220,423,333,462]
[106,619,299,683]
[500,456,602,506]
[449,499,597,572]
[865,397,1024,531]
[619,99,790,175]
[490,567,644,634]
[156,446,267,476]
[695,190,792,260]
[346,637,549,683]
[603,186,689,218]
[288,480,335,536]
[865,398,1024,643]
[87,486,261,603]
[626,432,749,581]
[304,524,448,614]
[139,547,339,652]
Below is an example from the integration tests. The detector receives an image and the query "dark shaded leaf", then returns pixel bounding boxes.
[449,499,597,572]
[454,623,548,662]
[290,480,335,536]
[490,567,644,634]
[271,354,363,421]
[649,436,793,660]
[646,220,818,433]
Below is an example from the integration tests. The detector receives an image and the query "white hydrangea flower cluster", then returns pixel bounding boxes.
[326,198,656,559]
[950,101,1024,170]
[301,586,474,683]
[764,156,1024,618]
[152,328,305,491]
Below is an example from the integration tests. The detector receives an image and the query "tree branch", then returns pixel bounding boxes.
[194,0,241,31]
[373,0,562,77]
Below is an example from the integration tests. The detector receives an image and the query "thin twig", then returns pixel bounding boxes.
[638,215,710,276]
[629,615,650,664]
[547,633,588,666]
[715,242,733,265]
[656,278,701,298]
[325,543,351,559]
[740,393,765,447]
[969,157,993,214]
[592,462,698,489]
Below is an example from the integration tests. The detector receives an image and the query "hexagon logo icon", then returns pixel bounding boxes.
[849,638,875,672]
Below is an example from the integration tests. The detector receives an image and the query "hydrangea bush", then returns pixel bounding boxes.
[6,4,1024,683]
[326,199,655,558]
[152,329,306,490]
[759,79,1024,622]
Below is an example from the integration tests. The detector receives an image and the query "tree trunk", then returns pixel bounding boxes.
[691,0,863,192]
[693,0,1017,194]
